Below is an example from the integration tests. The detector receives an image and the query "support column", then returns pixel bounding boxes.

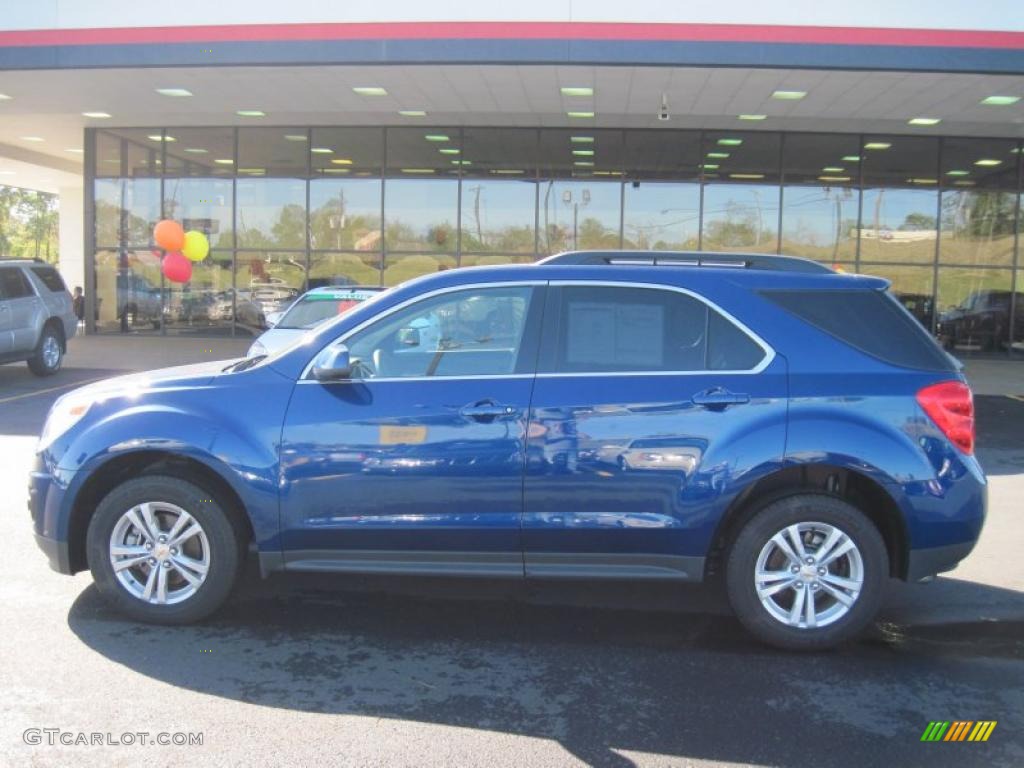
[57,184,85,295]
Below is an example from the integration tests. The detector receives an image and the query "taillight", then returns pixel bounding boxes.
[917,381,974,455]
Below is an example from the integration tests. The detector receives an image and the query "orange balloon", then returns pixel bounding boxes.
[153,219,185,251]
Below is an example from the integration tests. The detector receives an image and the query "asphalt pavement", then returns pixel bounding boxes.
[0,338,1022,767]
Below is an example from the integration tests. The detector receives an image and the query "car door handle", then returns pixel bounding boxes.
[460,401,519,421]
[692,388,750,409]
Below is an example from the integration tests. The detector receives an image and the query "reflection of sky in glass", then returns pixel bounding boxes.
[459,181,536,233]
[163,178,233,242]
[782,186,857,247]
[385,179,458,237]
[623,183,700,248]
[236,179,306,241]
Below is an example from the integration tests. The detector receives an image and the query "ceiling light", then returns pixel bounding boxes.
[729,173,765,180]
[573,161,594,167]
[183,148,208,154]
[331,158,353,165]
[353,87,388,96]
[570,136,594,143]
[401,168,434,174]
[707,152,730,159]
[738,114,766,121]
[147,134,176,142]
[561,87,594,97]
[21,136,44,142]
[771,90,807,100]
[284,134,308,141]
[906,178,937,185]
[82,112,111,119]
[572,149,594,156]
[452,160,471,165]
[238,168,266,174]
[700,164,719,170]
[864,142,891,150]
[214,159,234,165]
[492,169,525,175]
[842,155,861,162]
[321,168,350,174]
[822,166,845,172]
[953,180,976,187]
[908,117,941,126]
[980,95,1020,106]
[310,147,334,154]
[592,170,623,176]
[0,94,11,101]
[65,148,84,153]
[0,170,15,175]
[424,134,449,142]
[438,148,461,155]
[974,158,1002,166]
[567,111,595,118]
[236,110,266,117]
[155,88,192,97]
[818,176,851,182]
[945,170,970,177]
[717,138,743,146]
[398,110,426,117]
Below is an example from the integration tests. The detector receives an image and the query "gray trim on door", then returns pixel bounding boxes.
[525,552,705,581]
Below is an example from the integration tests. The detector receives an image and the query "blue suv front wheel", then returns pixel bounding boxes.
[725,494,888,650]
[85,476,246,624]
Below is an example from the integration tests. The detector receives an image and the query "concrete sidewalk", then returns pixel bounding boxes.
[63,333,251,371]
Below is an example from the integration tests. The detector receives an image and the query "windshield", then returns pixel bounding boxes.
[276,288,381,330]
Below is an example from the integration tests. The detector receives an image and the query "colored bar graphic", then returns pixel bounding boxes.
[921,721,996,742]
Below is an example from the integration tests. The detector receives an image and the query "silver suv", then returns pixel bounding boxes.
[0,259,77,376]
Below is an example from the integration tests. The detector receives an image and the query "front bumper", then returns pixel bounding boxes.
[906,540,978,582]
[28,458,76,575]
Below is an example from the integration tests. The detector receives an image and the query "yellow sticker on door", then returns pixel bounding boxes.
[379,425,428,445]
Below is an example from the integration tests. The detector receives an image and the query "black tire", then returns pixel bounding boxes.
[86,475,245,624]
[725,494,888,651]
[27,323,63,376]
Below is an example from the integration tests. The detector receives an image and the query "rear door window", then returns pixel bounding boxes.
[0,268,34,299]
[762,288,956,371]
[541,285,767,373]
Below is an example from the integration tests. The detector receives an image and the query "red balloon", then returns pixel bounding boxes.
[162,251,192,283]
[154,219,185,251]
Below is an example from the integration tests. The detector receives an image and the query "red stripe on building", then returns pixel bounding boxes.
[0,21,1022,49]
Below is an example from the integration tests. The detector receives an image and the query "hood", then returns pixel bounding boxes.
[251,328,306,355]
[69,359,240,400]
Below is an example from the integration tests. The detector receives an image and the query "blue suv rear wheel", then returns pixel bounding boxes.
[725,494,888,650]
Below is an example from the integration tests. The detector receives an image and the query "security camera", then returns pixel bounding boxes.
[658,93,670,121]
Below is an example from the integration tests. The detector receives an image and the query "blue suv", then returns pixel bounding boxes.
[29,252,985,649]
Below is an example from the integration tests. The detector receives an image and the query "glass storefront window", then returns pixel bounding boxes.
[95,129,166,178]
[235,178,307,250]
[235,251,308,333]
[939,137,1020,267]
[310,127,382,176]
[1012,271,1024,359]
[539,180,621,254]
[94,178,161,247]
[623,182,700,250]
[309,178,382,253]
[163,177,234,249]
[860,136,939,264]
[781,133,860,263]
[163,128,235,178]
[382,253,457,286]
[384,128,460,253]
[237,127,308,176]
[163,252,234,336]
[309,252,383,287]
[93,248,165,333]
[701,131,781,252]
[624,130,701,181]
[936,267,1015,357]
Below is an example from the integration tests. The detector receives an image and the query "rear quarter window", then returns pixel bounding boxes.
[761,288,955,371]
[30,266,66,293]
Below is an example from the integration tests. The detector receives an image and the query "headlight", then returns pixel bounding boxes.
[247,339,268,358]
[38,393,94,452]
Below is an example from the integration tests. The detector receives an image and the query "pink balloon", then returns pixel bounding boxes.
[162,251,192,283]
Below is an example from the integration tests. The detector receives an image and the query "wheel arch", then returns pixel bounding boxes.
[708,463,909,581]
[67,451,253,573]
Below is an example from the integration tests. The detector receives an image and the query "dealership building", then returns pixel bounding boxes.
[0,2,1022,355]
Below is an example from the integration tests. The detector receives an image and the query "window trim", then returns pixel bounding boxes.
[0,267,37,300]
[299,280,547,382]
[536,280,775,377]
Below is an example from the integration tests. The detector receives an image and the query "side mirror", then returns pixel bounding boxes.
[397,327,420,347]
[312,344,352,381]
